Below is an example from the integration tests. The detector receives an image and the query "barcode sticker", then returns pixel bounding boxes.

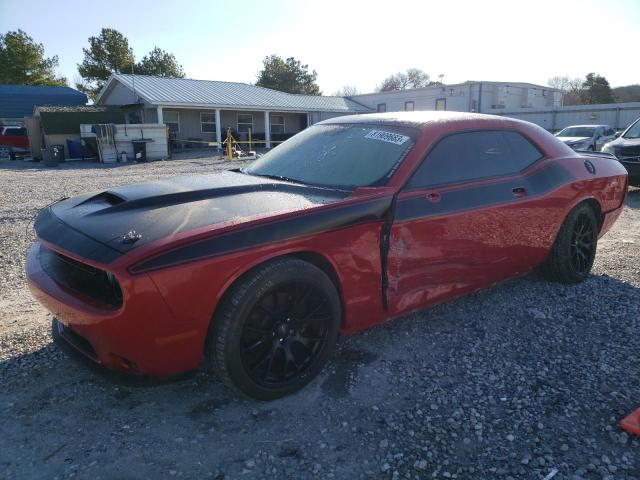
[365,130,410,146]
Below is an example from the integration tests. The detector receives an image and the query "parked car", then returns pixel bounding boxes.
[602,116,640,186]
[0,125,29,152]
[27,112,628,399]
[555,124,616,151]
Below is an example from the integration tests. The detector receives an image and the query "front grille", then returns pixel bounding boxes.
[616,145,640,161]
[40,246,123,307]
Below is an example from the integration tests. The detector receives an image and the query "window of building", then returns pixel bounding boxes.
[270,115,285,134]
[200,112,216,133]
[237,113,254,133]
[404,101,415,112]
[435,98,446,111]
[406,130,543,189]
[377,103,386,113]
[164,111,180,133]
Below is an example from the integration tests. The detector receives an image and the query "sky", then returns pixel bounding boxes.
[1,0,638,94]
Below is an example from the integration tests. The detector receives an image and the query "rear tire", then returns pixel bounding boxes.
[205,258,341,400]
[540,203,599,283]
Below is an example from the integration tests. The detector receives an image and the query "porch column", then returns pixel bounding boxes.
[264,111,271,148]
[215,109,222,149]
[157,106,163,125]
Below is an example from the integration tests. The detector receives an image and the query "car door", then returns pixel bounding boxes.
[386,129,550,315]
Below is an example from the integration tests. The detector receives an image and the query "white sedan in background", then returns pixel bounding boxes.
[555,125,617,151]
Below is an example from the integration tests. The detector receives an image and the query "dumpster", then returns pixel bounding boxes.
[132,140,147,162]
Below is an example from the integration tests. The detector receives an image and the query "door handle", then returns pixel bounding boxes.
[425,192,441,203]
[512,186,527,197]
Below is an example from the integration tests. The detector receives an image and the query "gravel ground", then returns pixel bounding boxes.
[1,158,639,480]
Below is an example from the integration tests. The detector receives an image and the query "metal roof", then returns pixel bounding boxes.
[99,74,371,113]
[0,84,87,119]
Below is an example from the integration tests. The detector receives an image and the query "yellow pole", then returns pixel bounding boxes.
[248,127,252,152]
[226,128,233,161]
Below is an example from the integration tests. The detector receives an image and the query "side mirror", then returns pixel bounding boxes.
[614,131,622,138]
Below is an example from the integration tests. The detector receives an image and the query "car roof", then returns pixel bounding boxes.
[317,111,532,129]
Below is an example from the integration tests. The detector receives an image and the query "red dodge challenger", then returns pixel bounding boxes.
[27,112,628,399]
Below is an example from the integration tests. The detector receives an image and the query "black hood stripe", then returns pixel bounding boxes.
[35,208,122,264]
[129,196,393,274]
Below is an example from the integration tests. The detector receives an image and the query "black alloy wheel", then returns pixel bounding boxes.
[570,211,597,276]
[540,202,599,283]
[240,281,331,389]
[206,258,341,400]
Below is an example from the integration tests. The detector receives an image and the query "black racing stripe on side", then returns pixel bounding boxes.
[395,162,573,223]
[130,196,393,274]
[34,208,122,264]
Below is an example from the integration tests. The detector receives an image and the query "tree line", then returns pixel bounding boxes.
[1,28,638,105]
[0,29,185,101]
[546,73,638,105]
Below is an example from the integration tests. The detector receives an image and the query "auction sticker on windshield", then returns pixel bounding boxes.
[364,130,411,146]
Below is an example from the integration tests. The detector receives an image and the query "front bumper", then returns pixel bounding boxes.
[620,161,640,186]
[27,242,206,376]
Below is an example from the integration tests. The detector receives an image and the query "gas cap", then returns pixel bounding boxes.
[584,160,596,175]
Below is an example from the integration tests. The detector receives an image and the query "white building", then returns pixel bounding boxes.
[349,81,563,114]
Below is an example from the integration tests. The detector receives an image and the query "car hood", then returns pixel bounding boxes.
[605,136,640,148]
[35,170,351,261]
[556,136,590,144]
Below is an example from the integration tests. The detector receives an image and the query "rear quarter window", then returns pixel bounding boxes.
[407,130,543,188]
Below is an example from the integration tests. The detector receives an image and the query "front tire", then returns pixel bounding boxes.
[206,258,341,400]
[540,203,599,283]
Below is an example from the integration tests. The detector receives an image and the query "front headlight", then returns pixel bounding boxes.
[601,143,614,155]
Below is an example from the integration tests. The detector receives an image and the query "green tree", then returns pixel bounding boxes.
[136,47,185,78]
[580,73,614,104]
[255,55,321,95]
[377,68,431,92]
[0,30,67,86]
[77,28,134,100]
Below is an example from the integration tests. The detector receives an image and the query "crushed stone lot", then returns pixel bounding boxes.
[1,158,639,480]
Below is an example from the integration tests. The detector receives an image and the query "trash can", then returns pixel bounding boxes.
[51,144,65,163]
[132,140,147,162]
[66,139,83,159]
[41,147,58,167]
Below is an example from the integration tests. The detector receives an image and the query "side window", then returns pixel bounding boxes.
[407,130,543,189]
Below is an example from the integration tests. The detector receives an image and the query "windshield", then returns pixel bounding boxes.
[557,127,595,138]
[244,124,416,188]
[623,118,640,139]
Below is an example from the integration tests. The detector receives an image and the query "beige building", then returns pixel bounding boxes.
[96,74,371,148]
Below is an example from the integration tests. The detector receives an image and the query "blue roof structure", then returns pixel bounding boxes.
[0,84,87,119]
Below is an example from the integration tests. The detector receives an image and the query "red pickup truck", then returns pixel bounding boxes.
[0,126,29,151]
